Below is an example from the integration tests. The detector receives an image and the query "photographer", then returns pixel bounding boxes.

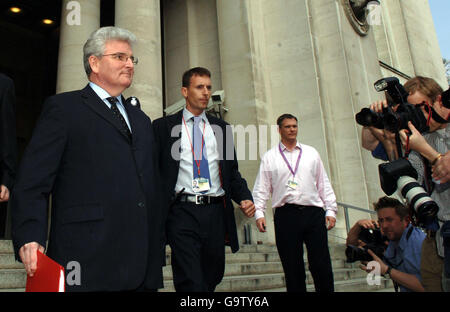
[361,76,444,161]
[397,87,450,292]
[347,197,426,292]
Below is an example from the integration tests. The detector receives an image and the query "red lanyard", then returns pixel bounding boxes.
[182,115,207,176]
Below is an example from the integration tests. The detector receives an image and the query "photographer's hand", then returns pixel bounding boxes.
[346,219,374,246]
[360,249,388,275]
[357,219,378,230]
[369,100,387,113]
[362,249,425,291]
[400,122,438,161]
[432,151,450,183]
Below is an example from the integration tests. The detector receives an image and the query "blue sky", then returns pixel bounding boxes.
[429,0,450,60]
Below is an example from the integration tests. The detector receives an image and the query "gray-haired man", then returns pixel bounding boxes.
[11,26,164,291]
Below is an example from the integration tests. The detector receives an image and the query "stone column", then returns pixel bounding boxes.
[56,0,100,93]
[115,0,163,119]
[306,0,386,238]
[217,0,275,245]
[372,0,415,76]
[399,0,447,87]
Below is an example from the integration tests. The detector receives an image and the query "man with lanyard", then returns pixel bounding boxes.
[252,113,337,292]
[153,67,255,292]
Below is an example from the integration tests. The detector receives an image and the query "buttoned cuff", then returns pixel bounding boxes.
[325,210,336,220]
[255,210,265,220]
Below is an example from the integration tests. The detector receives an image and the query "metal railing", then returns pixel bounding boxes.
[337,202,377,234]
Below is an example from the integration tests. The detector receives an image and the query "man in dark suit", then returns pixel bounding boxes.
[153,67,255,292]
[11,27,164,291]
[0,73,17,238]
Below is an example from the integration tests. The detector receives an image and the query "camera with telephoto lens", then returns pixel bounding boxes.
[355,77,429,133]
[379,158,439,228]
[345,227,388,263]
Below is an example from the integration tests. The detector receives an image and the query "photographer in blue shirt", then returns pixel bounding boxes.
[347,197,426,292]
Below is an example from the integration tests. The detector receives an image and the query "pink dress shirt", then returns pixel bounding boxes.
[253,141,337,220]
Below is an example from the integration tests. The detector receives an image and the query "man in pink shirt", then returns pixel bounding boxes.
[253,114,337,292]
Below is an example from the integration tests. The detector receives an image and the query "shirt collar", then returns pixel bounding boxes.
[280,141,301,152]
[385,223,413,258]
[397,223,413,251]
[89,82,123,106]
[183,107,208,123]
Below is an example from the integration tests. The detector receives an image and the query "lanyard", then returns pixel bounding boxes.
[182,115,207,176]
[278,143,302,177]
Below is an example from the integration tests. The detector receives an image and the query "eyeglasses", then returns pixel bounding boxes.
[102,53,138,65]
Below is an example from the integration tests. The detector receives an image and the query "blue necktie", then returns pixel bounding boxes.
[192,116,211,185]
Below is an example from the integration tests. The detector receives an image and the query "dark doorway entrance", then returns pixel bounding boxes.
[1,0,62,160]
[1,0,61,238]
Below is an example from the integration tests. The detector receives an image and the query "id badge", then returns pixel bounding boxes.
[192,177,210,193]
[287,178,298,190]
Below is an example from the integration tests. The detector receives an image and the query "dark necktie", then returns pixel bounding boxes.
[192,116,211,187]
[106,97,132,140]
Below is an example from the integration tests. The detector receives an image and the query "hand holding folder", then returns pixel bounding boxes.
[25,251,65,292]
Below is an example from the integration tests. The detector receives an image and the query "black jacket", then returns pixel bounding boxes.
[153,110,252,253]
[0,73,17,190]
[11,85,164,291]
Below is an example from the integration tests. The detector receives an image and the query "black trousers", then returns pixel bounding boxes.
[274,204,334,292]
[166,201,225,292]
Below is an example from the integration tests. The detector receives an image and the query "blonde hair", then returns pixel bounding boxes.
[404,76,443,103]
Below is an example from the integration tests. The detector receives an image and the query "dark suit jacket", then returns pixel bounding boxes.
[153,110,252,253]
[11,85,164,291]
[0,73,17,190]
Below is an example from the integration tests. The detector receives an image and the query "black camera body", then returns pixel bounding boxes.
[355,77,429,133]
[345,227,388,263]
[355,77,441,229]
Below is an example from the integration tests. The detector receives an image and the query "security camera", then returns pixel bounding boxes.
[211,90,225,104]
[164,98,185,115]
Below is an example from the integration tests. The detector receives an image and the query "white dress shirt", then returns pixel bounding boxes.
[175,108,225,196]
[89,82,132,131]
[252,141,337,220]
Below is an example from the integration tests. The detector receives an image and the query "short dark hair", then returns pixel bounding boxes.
[373,196,409,220]
[182,67,211,87]
[277,114,298,127]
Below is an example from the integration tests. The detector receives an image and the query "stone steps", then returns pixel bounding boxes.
[0,240,392,292]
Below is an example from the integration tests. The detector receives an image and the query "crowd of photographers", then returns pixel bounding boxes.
[351,75,450,292]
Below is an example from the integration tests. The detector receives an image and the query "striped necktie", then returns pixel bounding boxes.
[106,97,131,140]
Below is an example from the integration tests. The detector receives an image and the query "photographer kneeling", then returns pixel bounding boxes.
[347,197,426,292]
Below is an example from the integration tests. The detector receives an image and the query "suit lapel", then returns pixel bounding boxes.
[168,110,183,143]
[122,95,138,145]
[206,115,225,172]
[167,111,183,167]
[81,85,131,143]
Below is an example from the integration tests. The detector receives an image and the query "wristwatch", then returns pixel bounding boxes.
[385,266,393,278]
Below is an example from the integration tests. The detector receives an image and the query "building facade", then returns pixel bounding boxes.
[2,0,447,245]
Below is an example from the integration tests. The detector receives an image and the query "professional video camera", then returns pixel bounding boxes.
[355,77,431,133]
[345,227,388,263]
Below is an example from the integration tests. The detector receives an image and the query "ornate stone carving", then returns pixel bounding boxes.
[342,0,379,36]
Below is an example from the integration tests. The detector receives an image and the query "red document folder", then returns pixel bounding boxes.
[25,251,65,292]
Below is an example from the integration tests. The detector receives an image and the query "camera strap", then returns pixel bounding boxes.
[419,102,449,125]
[384,226,414,292]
